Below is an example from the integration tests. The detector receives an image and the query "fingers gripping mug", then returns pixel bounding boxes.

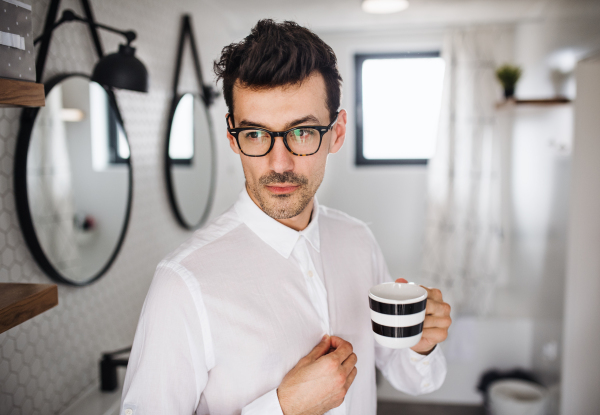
[368,282,428,349]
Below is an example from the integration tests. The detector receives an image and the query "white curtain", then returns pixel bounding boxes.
[421,26,513,316]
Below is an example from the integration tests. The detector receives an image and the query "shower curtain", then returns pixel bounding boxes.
[421,26,514,315]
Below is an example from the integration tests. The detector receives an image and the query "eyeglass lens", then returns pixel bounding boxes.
[238,128,321,156]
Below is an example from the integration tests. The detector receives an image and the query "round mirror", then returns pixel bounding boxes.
[165,93,215,229]
[15,74,132,285]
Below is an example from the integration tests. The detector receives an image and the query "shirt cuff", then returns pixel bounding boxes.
[407,344,439,363]
[406,344,444,393]
[241,388,285,415]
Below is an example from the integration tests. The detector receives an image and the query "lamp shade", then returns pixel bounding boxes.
[92,44,149,92]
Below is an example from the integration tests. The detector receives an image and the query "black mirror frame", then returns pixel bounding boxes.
[165,15,217,230]
[14,73,134,286]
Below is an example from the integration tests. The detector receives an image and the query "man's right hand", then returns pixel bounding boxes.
[277,334,358,415]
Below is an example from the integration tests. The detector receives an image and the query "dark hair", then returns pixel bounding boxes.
[214,19,342,123]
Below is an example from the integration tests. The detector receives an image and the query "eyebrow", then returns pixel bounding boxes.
[237,115,322,130]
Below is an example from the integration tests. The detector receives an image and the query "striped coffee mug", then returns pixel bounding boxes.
[368,282,428,349]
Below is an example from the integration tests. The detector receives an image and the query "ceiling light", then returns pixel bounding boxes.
[362,0,410,14]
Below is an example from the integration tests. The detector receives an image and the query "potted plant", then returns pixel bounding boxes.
[495,64,522,99]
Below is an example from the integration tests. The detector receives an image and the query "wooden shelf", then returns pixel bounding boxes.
[497,97,572,108]
[0,77,45,108]
[0,283,58,334]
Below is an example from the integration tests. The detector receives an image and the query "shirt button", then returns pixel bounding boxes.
[307,270,313,277]
[423,382,430,387]
[125,409,133,415]
[410,357,418,362]
[423,361,429,365]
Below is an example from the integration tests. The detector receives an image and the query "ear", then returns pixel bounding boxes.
[225,113,241,155]
[328,109,347,154]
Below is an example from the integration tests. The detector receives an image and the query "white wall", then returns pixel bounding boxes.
[560,54,600,415]
[507,104,572,385]
[317,28,444,281]
[510,5,600,395]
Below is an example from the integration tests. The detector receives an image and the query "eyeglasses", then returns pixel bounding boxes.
[227,112,339,157]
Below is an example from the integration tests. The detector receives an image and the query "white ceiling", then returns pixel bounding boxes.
[201,0,600,37]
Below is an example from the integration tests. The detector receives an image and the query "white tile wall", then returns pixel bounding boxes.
[0,1,241,414]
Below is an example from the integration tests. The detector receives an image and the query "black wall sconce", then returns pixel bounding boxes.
[34,0,148,92]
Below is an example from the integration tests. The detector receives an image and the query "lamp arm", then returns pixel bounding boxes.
[93,22,137,46]
[34,9,137,46]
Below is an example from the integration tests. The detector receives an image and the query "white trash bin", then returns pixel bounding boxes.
[488,379,548,415]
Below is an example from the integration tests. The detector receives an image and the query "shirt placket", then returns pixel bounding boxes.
[295,237,330,335]
[294,238,347,415]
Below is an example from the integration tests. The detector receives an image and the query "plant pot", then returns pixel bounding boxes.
[504,86,515,99]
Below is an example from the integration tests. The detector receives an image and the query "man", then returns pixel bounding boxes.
[121,19,451,415]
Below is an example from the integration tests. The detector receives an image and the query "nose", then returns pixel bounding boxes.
[267,135,295,174]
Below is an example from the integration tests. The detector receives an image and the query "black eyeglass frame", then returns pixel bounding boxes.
[227,111,340,157]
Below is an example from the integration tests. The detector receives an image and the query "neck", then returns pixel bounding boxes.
[246,184,314,232]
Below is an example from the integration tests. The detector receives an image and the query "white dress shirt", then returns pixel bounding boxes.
[120,188,446,415]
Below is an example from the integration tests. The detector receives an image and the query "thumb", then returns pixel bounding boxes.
[306,334,331,361]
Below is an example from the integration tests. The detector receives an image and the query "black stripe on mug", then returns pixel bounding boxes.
[369,297,427,315]
[371,321,424,338]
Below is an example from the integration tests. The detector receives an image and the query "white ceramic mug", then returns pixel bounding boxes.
[368,282,428,349]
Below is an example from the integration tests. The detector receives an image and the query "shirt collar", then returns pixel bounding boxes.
[234,186,321,258]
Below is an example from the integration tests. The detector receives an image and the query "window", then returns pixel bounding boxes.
[168,93,195,165]
[90,82,130,169]
[355,52,445,165]
[108,101,130,164]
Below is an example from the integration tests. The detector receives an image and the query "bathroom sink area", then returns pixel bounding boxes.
[61,370,125,415]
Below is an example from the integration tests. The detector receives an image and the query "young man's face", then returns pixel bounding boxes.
[227,72,347,220]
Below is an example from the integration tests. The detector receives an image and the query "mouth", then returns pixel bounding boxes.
[265,184,300,194]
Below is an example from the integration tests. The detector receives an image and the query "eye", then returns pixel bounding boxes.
[245,130,268,140]
[293,129,315,139]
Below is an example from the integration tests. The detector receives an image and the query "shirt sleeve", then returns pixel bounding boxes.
[120,262,208,414]
[120,261,286,415]
[366,227,448,396]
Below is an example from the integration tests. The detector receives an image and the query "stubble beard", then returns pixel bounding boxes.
[246,170,321,220]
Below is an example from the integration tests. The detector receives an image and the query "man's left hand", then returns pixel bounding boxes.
[395,278,452,356]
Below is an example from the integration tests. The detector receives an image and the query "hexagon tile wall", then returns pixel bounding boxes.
[0,1,240,414]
